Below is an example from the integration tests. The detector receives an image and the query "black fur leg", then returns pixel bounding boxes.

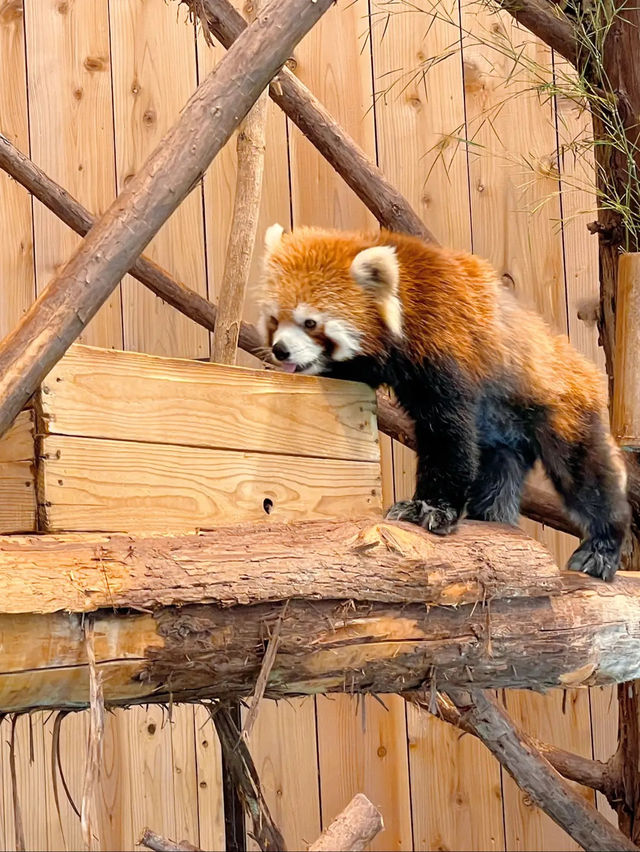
[385,499,459,534]
[567,537,622,582]
[538,410,630,582]
[467,444,535,526]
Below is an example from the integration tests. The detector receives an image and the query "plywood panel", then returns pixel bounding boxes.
[40,434,382,532]
[406,702,504,851]
[0,0,35,341]
[109,0,208,359]
[24,0,122,349]
[247,698,321,851]
[0,410,36,534]
[316,694,413,851]
[42,345,379,462]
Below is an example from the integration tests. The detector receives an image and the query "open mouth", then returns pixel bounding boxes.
[279,360,314,374]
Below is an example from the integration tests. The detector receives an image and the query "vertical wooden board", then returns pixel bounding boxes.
[171,706,200,847]
[193,705,225,852]
[42,711,88,852]
[502,689,595,851]
[196,18,292,361]
[463,4,567,328]
[371,0,471,251]
[24,0,122,349]
[288,0,377,231]
[407,703,504,851]
[1,713,48,852]
[247,698,321,851]
[0,0,35,340]
[590,686,619,824]
[316,695,413,851]
[109,0,208,359]
[554,63,605,372]
[120,707,178,848]
[94,708,130,851]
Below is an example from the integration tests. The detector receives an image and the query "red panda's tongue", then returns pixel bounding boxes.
[280,362,297,374]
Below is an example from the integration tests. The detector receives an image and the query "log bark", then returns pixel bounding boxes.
[2,519,640,712]
[0,0,334,441]
[184,0,435,241]
[493,0,577,65]
[415,690,637,852]
[308,794,383,852]
[211,0,269,365]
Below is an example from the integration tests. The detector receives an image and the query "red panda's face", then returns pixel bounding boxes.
[257,225,403,375]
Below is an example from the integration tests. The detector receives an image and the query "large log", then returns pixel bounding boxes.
[1,518,640,713]
[0,0,335,441]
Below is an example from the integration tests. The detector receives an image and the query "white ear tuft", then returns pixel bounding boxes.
[350,245,399,292]
[350,245,403,338]
[265,223,285,254]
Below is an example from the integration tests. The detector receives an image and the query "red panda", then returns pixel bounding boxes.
[258,223,630,581]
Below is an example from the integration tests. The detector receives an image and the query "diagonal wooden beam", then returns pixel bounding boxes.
[0,0,335,440]
[184,0,435,242]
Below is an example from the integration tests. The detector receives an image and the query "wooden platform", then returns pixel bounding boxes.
[0,345,382,533]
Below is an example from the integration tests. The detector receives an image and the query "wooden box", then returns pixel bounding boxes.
[0,345,382,533]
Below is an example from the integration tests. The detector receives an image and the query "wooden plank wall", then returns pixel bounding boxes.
[0,0,614,849]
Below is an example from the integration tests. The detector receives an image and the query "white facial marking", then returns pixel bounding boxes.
[380,294,403,338]
[272,322,323,371]
[324,318,362,361]
[293,303,323,326]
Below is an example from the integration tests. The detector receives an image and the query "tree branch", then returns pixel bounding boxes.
[410,691,637,852]
[308,794,383,852]
[493,0,578,66]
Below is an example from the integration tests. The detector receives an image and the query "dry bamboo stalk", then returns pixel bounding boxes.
[308,794,383,851]
[211,0,269,365]
[0,0,335,441]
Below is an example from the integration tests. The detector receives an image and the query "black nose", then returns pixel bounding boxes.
[272,342,290,362]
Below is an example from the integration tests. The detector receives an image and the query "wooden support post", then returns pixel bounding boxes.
[611,253,640,842]
[211,0,268,365]
[613,254,640,450]
[0,0,335,441]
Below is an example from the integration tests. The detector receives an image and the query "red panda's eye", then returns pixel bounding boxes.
[304,319,317,330]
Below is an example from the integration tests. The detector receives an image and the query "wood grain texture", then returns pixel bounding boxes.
[24,0,123,350]
[38,434,381,533]
[612,253,640,447]
[41,344,379,462]
[108,0,208,359]
[0,410,36,533]
[288,0,377,231]
[0,0,35,342]
[406,702,505,851]
[246,698,322,850]
[193,705,225,852]
[316,695,413,852]
[0,0,336,441]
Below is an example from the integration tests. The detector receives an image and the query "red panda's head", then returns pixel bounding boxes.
[257,224,403,374]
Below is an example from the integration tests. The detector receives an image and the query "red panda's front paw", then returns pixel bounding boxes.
[385,500,459,535]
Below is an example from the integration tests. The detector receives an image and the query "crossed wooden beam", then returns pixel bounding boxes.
[0,0,637,849]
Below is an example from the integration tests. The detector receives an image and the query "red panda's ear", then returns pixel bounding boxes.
[350,246,403,337]
[264,223,285,255]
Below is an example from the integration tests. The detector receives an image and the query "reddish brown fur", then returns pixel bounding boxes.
[263,227,609,444]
